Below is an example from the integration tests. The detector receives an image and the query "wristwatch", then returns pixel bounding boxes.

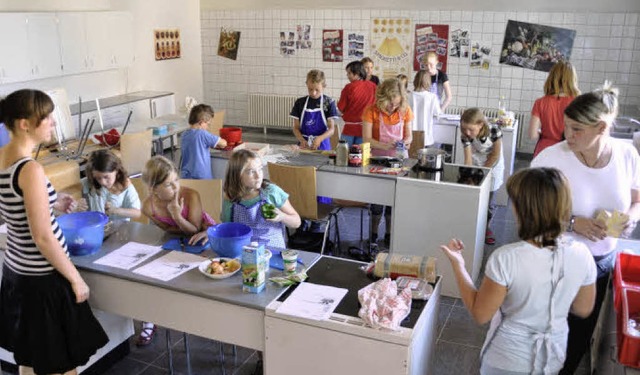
[568,215,576,232]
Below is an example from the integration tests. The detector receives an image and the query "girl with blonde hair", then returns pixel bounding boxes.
[529,61,580,157]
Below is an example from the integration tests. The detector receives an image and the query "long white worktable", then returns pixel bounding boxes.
[0,221,442,374]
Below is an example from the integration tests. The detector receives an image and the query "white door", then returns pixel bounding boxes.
[0,14,30,83]
[57,12,89,75]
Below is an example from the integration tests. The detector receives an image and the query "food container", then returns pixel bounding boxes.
[615,252,640,311]
[57,211,109,256]
[417,148,447,170]
[220,127,243,146]
[373,253,437,283]
[207,223,252,258]
[396,276,434,300]
[617,288,640,368]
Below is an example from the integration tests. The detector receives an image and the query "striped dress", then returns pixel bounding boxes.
[0,157,67,275]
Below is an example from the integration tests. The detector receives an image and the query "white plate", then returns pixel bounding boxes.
[198,258,241,280]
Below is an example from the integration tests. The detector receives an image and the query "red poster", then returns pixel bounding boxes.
[413,24,449,73]
[322,29,343,62]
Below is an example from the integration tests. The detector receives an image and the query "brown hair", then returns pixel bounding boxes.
[460,108,490,139]
[0,89,54,131]
[361,57,374,65]
[188,104,214,125]
[346,61,366,80]
[223,149,269,202]
[86,149,129,191]
[507,168,572,247]
[395,74,408,90]
[543,61,580,97]
[142,155,179,189]
[564,81,618,127]
[413,70,431,91]
[375,78,409,114]
[306,69,326,87]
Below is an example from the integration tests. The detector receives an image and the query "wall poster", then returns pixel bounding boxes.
[370,17,413,79]
[280,31,296,56]
[470,40,492,70]
[154,28,181,61]
[296,24,312,49]
[499,20,576,72]
[347,33,365,60]
[413,24,449,72]
[217,28,241,61]
[449,29,470,58]
[322,29,343,62]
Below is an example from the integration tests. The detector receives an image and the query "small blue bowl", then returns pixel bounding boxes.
[57,211,109,256]
[207,223,253,258]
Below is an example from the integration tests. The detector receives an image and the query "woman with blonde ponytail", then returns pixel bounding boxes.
[532,81,640,373]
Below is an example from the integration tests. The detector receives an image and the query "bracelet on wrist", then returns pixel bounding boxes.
[567,215,576,232]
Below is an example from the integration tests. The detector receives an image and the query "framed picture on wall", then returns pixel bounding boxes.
[154,29,181,61]
[499,20,576,72]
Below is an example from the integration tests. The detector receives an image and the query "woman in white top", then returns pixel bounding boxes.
[531,82,640,373]
[441,168,597,375]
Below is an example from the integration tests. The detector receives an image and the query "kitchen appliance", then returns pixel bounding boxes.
[370,156,403,168]
[417,148,447,170]
[408,163,487,186]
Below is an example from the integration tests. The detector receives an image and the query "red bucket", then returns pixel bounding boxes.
[219,127,242,147]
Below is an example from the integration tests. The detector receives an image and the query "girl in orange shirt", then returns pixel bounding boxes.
[362,78,413,249]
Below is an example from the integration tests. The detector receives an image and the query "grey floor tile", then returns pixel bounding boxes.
[432,340,481,375]
[99,357,150,375]
[439,295,459,306]
[437,302,453,339]
[439,306,489,348]
[126,325,185,365]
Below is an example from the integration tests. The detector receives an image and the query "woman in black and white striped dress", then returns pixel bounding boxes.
[0,89,107,375]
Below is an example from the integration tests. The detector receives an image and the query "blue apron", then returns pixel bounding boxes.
[300,95,331,150]
[231,190,286,250]
[429,73,439,97]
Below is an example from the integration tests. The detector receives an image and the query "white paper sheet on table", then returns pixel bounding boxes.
[132,251,202,282]
[93,241,163,270]
[275,282,348,321]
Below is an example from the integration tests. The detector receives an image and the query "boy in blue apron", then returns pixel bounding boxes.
[290,69,339,150]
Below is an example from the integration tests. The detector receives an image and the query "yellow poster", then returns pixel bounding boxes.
[370,18,413,80]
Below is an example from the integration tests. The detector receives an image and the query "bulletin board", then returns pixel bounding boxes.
[413,24,449,73]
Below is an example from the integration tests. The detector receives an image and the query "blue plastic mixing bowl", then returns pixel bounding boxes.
[57,211,109,256]
[207,223,253,258]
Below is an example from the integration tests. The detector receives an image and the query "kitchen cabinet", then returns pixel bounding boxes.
[391,165,492,297]
[57,12,90,75]
[0,14,31,83]
[150,94,176,118]
[85,12,134,70]
[26,14,63,80]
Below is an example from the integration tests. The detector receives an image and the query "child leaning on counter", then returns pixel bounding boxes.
[138,155,216,346]
[290,69,338,150]
[440,167,596,375]
[179,104,227,179]
[460,108,504,245]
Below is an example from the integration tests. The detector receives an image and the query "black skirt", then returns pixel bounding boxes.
[0,265,109,374]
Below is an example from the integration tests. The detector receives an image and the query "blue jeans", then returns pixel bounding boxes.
[341,135,362,147]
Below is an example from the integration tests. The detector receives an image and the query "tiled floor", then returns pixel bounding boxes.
[0,128,602,375]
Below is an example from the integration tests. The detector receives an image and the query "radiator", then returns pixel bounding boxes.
[248,94,297,129]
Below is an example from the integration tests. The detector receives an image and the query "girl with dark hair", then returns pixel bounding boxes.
[337,60,377,146]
